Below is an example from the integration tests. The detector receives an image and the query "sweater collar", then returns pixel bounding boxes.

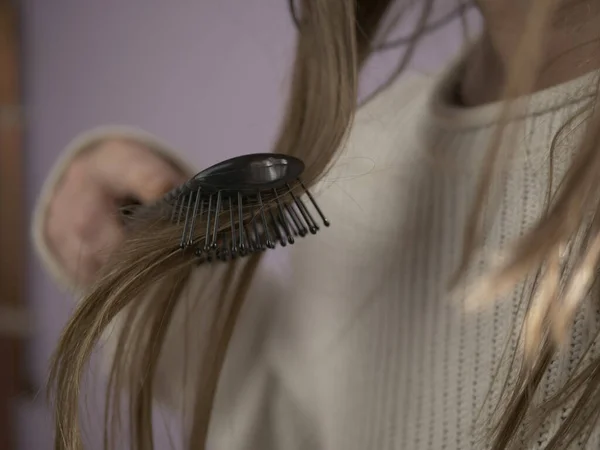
[428,45,599,131]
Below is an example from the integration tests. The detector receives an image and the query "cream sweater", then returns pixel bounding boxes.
[33,60,600,449]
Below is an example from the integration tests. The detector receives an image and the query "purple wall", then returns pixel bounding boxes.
[19,1,475,448]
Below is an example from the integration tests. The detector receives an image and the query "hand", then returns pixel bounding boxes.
[45,139,186,285]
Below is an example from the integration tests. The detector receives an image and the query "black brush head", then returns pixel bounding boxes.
[124,153,329,263]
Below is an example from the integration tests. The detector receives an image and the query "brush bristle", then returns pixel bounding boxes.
[164,179,328,263]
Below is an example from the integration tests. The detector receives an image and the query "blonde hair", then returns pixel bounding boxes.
[47,0,600,449]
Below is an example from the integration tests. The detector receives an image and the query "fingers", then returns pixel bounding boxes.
[46,178,124,284]
[86,139,186,203]
[44,138,187,286]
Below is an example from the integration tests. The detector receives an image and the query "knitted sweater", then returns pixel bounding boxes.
[33,58,600,449]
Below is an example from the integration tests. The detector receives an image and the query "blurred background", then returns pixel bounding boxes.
[0,1,476,448]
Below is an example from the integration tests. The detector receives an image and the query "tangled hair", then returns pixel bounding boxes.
[47,0,600,449]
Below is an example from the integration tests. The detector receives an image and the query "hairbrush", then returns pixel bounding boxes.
[128,153,329,263]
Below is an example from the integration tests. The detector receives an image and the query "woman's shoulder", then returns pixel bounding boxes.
[357,70,436,123]
[350,71,436,158]
[282,72,438,275]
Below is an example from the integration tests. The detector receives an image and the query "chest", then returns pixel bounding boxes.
[211,125,587,450]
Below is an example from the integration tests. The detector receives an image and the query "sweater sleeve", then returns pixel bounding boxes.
[31,126,196,292]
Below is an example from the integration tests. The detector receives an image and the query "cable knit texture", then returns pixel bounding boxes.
[33,60,600,448]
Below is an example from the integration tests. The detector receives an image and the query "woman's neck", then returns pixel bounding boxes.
[460,1,600,106]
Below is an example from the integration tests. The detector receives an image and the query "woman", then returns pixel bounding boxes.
[35,0,600,449]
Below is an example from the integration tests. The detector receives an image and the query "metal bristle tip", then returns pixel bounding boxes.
[157,153,329,263]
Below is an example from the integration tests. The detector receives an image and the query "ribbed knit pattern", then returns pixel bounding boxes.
[205,65,600,449]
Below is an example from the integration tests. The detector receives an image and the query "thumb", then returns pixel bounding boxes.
[88,139,188,203]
